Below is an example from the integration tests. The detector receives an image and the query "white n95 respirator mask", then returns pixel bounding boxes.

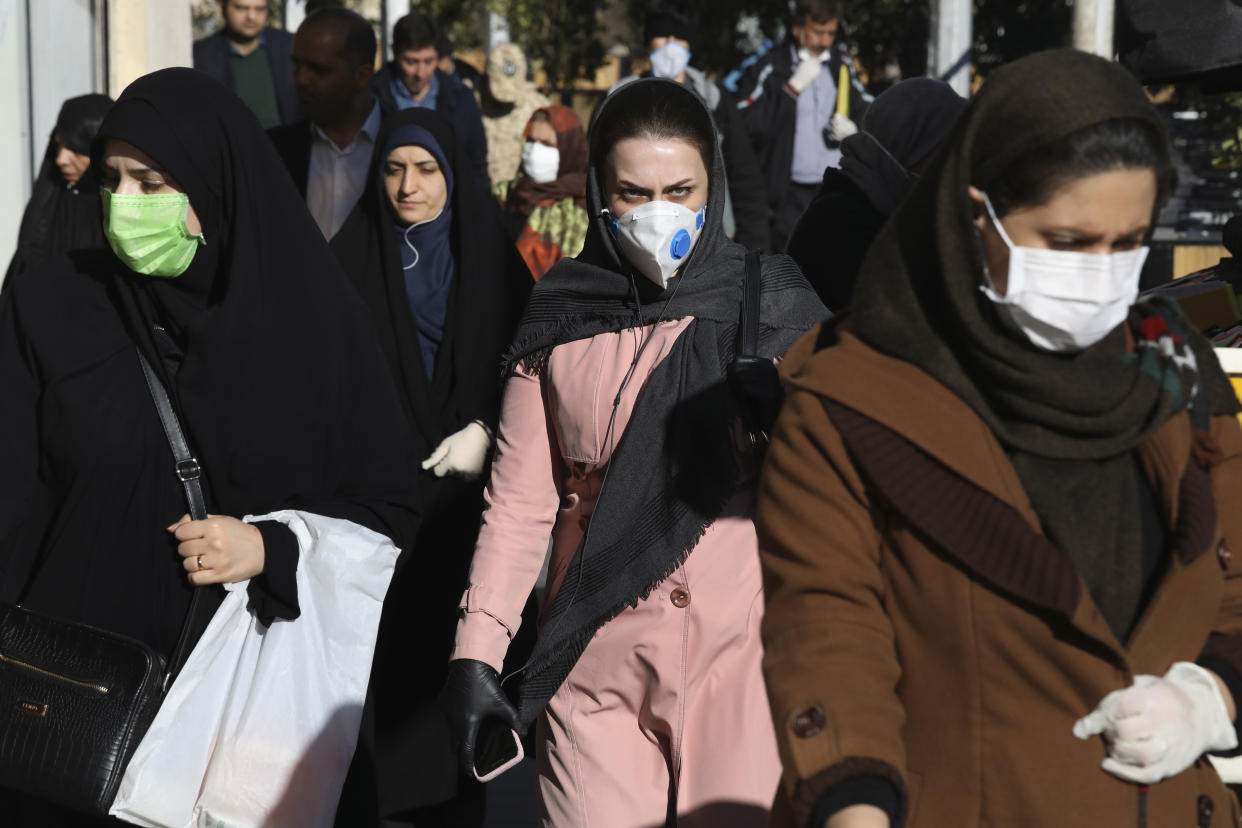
[979,193,1148,353]
[606,201,706,290]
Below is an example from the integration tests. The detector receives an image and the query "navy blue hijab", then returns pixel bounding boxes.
[330,108,532,459]
[385,124,455,378]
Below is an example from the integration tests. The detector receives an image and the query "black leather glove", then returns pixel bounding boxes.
[438,658,519,776]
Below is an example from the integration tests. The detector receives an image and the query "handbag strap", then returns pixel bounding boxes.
[136,351,207,690]
[738,249,761,357]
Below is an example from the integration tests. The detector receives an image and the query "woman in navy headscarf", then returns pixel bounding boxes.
[329,107,532,826]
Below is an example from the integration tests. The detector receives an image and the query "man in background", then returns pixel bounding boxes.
[268,7,384,240]
[372,12,490,189]
[193,0,299,129]
[737,0,872,250]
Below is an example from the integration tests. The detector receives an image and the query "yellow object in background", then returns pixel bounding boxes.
[837,65,850,117]
[1232,378,1242,428]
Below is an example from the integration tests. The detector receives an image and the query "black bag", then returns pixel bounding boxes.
[728,249,783,452]
[0,352,208,814]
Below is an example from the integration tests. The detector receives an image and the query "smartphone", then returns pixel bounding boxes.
[472,717,524,782]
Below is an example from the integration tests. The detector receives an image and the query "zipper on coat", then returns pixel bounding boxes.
[1137,785,1148,828]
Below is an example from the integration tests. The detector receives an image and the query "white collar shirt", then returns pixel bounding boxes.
[306,101,383,240]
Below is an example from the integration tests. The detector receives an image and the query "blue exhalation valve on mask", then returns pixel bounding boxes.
[604,202,706,290]
[670,229,692,259]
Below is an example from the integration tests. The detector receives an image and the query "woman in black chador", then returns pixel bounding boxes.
[0,69,419,826]
[5,93,113,282]
[328,107,532,825]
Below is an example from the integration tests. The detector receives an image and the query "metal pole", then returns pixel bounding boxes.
[1073,0,1115,58]
[284,0,306,34]
[382,0,409,60]
[933,0,972,97]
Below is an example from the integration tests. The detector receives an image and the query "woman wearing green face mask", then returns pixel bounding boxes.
[0,68,420,825]
[97,138,205,279]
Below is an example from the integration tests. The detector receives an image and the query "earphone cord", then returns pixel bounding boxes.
[500,270,685,688]
[401,224,421,271]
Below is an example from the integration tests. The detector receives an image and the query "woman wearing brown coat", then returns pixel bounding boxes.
[757,50,1242,828]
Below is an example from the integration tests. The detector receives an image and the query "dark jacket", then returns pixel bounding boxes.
[758,325,1242,828]
[266,120,313,198]
[372,65,491,190]
[266,97,392,199]
[737,40,870,213]
[677,67,770,251]
[192,28,299,127]
[784,167,886,311]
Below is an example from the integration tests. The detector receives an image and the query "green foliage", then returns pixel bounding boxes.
[972,0,1073,73]
[493,0,608,88]
[1202,92,1242,169]
[415,0,489,50]
[843,0,930,81]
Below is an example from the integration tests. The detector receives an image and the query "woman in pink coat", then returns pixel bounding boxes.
[438,79,827,827]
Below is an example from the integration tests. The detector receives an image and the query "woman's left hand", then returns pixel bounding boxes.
[422,421,494,480]
[169,514,266,585]
[1073,662,1238,784]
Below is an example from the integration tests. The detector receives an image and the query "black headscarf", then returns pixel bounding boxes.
[5,94,113,282]
[506,78,827,727]
[839,78,966,216]
[331,108,532,457]
[92,68,420,551]
[329,107,534,814]
[848,50,1238,639]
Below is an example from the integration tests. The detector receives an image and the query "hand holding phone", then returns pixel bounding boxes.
[438,658,521,780]
[472,716,524,782]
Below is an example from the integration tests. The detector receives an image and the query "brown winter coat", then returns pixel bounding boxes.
[757,324,1242,828]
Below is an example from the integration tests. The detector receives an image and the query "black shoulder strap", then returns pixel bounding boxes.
[137,351,208,690]
[739,249,762,357]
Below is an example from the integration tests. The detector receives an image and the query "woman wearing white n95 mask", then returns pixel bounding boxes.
[757,50,1242,828]
[438,78,826,827]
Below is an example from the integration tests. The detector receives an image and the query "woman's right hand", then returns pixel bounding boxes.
[825,804,890,828]
[438,658,519,775]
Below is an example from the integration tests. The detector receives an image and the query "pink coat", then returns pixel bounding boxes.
[452,319,780,826]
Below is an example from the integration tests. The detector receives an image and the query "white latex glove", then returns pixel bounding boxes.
[421,421,493,480]
[831,113,859,141]
[1073,662,1238,784]
[788,53,825,94]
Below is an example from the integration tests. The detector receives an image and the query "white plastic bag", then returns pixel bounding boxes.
[110,510,399,828]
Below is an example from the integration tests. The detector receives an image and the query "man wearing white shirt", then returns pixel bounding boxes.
[268,7,389,240]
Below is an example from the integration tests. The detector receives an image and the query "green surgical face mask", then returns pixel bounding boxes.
[101,188,206,278]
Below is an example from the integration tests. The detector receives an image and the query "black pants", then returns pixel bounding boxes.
[771,181,822,253]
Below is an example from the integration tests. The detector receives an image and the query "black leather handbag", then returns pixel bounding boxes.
[0,351,208,814]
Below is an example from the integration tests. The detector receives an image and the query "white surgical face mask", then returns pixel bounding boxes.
[980,193,1148,353]
[650,42,691,79]
[798,46,828,64]
[522,141,561,184]
[605,200,706,289]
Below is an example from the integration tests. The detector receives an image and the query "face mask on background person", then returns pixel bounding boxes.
[101,188,206,278]
[650,42,692,80]
[521,141,561,184]
[605,200,706,290]
[979,192,1148,353]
